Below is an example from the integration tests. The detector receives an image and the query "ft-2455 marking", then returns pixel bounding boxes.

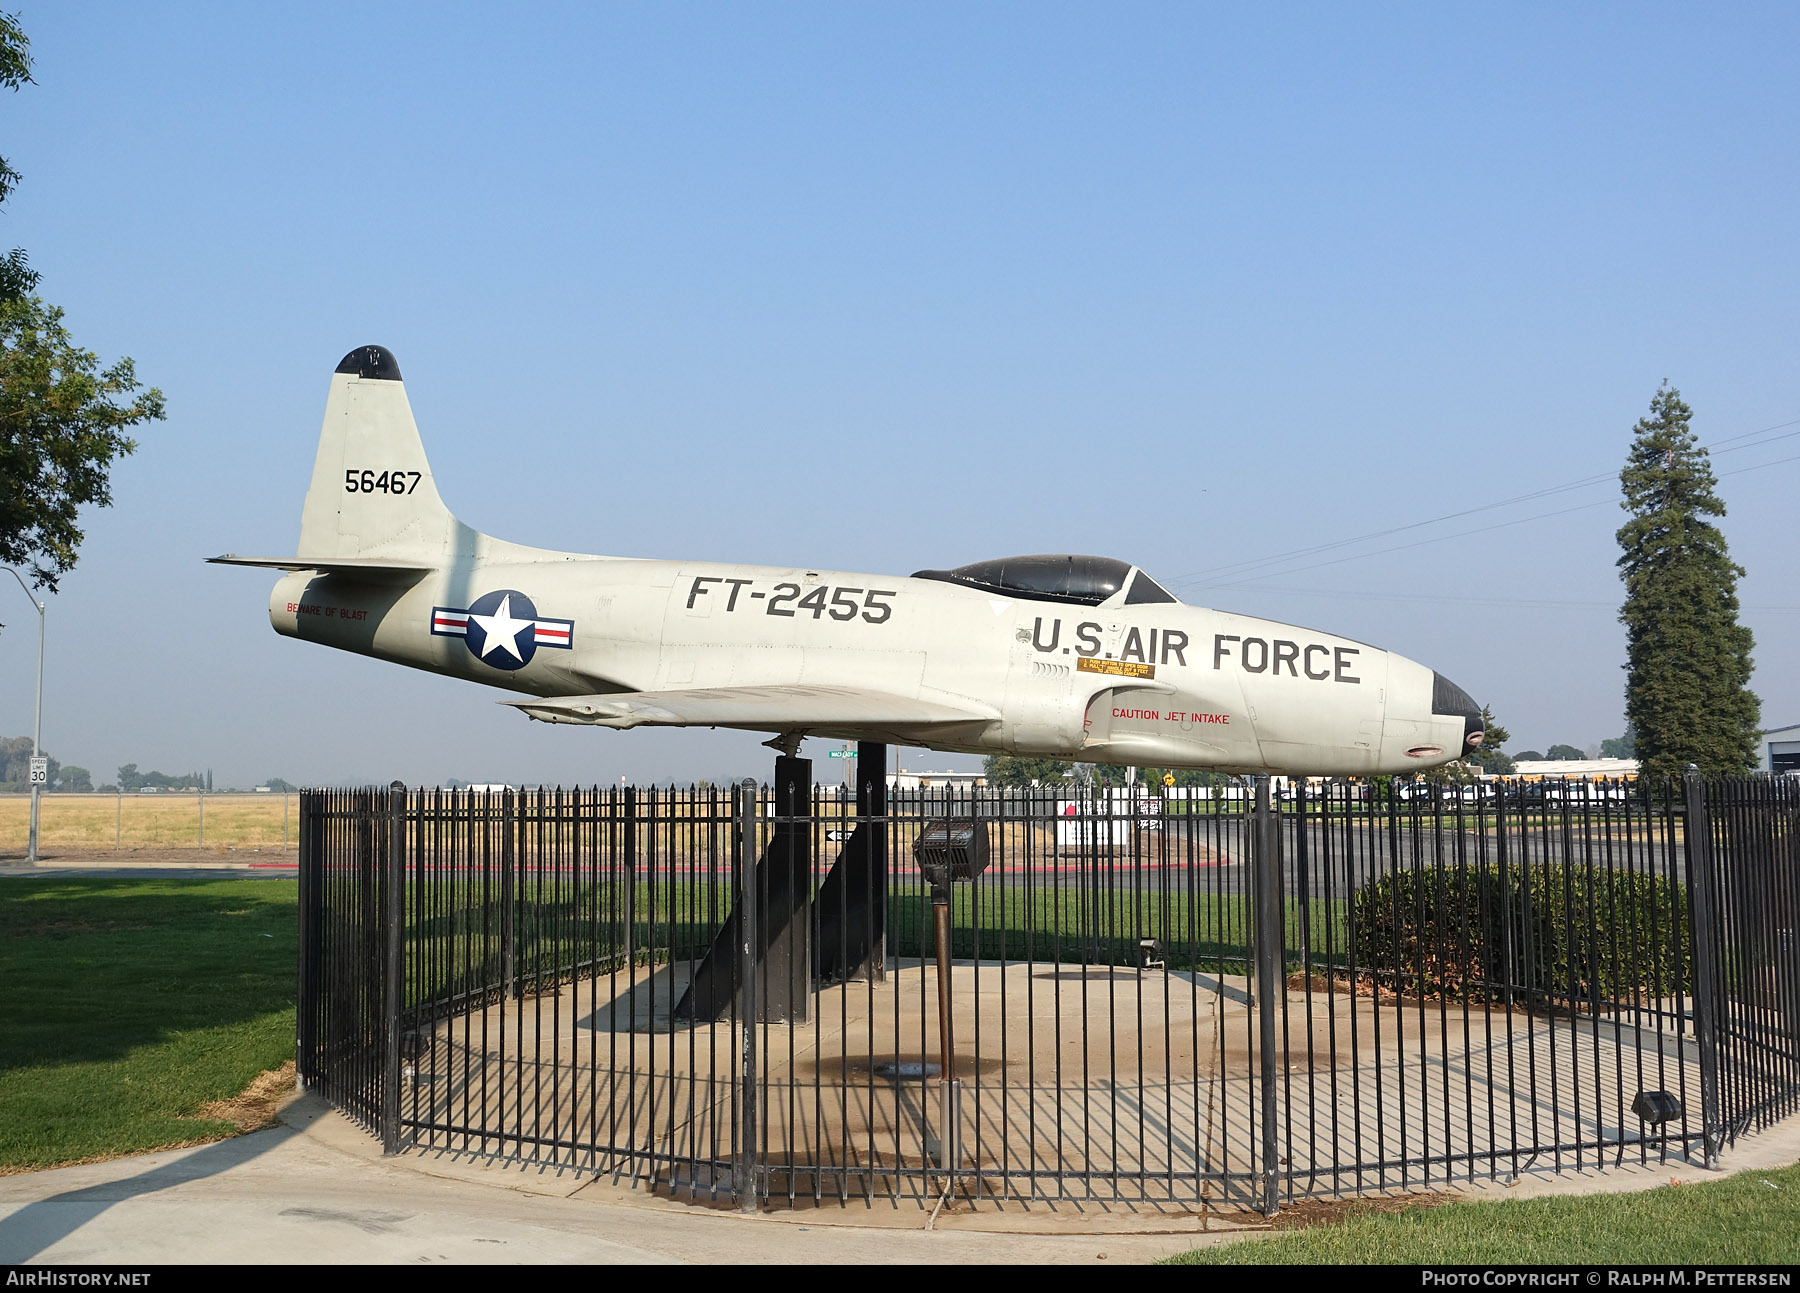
[686,576,897,624]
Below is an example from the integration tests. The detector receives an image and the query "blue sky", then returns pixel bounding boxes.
[1,2,1796,787]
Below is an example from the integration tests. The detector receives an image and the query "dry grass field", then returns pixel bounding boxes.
[1,792,1133,858]
[0,793,298,851]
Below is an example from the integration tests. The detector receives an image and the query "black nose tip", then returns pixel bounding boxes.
[1432,672,1485,757]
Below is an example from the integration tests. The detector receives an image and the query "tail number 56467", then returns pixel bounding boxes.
[345,469,422,495]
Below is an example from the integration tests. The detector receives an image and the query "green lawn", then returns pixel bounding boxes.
[0,878,297,1172]
[1166,1161,1800,1265]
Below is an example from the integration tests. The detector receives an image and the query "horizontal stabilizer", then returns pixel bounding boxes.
[207,553,433,580]
[505,684,995,731]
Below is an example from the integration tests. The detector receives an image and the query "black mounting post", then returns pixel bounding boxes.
[678,756,814,1023]
[815,741,889,983]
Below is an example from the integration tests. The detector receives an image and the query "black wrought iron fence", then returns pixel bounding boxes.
[295,770,1800,1213]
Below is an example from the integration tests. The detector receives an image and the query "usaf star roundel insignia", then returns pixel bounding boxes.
[430,590,574,671]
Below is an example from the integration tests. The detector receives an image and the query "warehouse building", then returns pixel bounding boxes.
[1758,723,1800,775]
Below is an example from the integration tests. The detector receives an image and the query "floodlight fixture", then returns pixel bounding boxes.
[1632,1090,1683,1126]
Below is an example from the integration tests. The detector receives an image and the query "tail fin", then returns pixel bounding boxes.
[296,345,458,563]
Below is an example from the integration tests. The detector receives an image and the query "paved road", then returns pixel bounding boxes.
[0,855,297,880]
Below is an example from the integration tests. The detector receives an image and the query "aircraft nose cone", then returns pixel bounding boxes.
[1432,672,1485,758]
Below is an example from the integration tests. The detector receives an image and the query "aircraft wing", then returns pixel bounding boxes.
[207,554,433,579]
[505,685,996,731]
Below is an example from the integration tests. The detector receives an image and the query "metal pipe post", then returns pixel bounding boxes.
[935,894,953,1072]
[934,887,959,1173]
[30,586,41,862]
[1253,773,1283,1214]
[735,779,761,1212]
[4,569,45,863]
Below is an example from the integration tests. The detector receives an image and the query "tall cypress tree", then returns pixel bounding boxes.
[1616,385,1759,780]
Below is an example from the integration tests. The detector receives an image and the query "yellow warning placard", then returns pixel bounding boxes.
[1076,657,1156,680]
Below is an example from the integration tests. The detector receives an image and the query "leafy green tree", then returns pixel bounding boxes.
[1600,723,1637,760]
[1617,385,1759,780]
[0,12,36,304]
[1545,744,1586,761]
[981,755,1073,787]
[0,733,51,791]
[1090,763,1132,787]
[54,764,90,792]
[1,296,165,590]
[1466,705,1515,775]
[0,13,164,593]
[114,763,203,792]
[1514,750,1544,762]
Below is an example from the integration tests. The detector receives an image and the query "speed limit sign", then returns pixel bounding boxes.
[28,756,47,786]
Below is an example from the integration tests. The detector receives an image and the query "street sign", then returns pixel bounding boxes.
[28,756,47,786]
[828,750,856,759]
[1163,773,1175,787]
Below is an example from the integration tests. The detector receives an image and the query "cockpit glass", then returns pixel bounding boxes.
[912,554,1164,607]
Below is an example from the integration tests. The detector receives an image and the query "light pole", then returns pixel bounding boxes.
[3,568,45,864]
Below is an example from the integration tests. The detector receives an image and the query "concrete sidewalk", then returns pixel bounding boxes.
[0,1094,1209,1265]
[6,1091,1800,1265]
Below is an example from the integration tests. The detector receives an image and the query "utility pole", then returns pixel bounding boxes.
[4,569,46,864]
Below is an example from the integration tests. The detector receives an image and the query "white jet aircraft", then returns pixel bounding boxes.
[213,345,1484,775]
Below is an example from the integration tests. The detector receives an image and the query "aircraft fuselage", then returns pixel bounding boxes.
[270,550,1472,776]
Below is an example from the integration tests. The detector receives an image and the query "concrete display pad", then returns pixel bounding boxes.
[401,960,1707,1213]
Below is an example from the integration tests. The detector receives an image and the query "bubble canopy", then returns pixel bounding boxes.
[911,554,1178,608]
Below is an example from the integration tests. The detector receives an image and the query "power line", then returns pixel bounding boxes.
[1174,445,1800,591]
[1217,582,1800,613]
[1166,415,1800,587]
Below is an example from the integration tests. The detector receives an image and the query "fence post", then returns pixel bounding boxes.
[197,791,204,848]
[381,780,407,1155]
[1681,767,1724,1167]
[1253,774,1283,1215]
[735,778,761,1212]
[501,788,517,1000]
[295,790,314,1091]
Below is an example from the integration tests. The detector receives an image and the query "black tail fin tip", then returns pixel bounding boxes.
[335,344,403,381]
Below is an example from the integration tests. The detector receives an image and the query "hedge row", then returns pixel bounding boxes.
[1350,863,1691,1004]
